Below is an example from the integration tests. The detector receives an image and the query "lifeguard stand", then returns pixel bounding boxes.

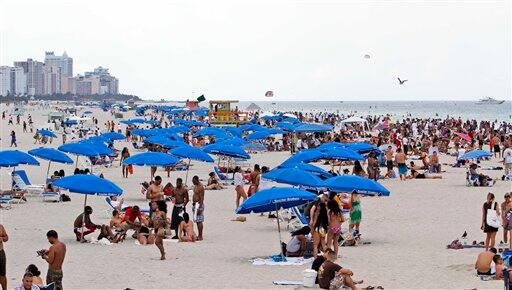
[208,100,248,125]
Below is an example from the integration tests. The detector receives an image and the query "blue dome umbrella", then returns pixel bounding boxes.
[169,145,214,184]
[53,174,123,240]
[58,143,100,169]
[36,129,57,138]
[236,187,317,259]
[458,150,492,161]
[28,147,73,179]
[322,175,390,196]
[100,132,125,141]
[262,168,323,189]
[123,152,180,180]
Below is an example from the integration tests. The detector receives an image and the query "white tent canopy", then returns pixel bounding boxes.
[340,116,369,131]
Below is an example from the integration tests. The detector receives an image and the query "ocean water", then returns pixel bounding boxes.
[236,101,512,122]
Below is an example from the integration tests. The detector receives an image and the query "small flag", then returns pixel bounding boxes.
[197,95,205,102]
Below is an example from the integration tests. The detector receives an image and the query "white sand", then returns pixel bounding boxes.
[0,103,510,289]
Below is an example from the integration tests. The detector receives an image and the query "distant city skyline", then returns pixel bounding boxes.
[0,0,510,101]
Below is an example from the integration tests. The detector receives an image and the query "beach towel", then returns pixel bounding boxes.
[251,257,313,266]
[272,280,303,285]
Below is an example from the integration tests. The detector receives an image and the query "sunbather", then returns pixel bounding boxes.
[406,169,442,179]
[205,172,225,190]
[475,247,497,276]
[178,212,197,242]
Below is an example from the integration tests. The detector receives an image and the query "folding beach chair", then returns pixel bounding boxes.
[214,166,233,184]
[12,170,45,194]
[105,197,149,214]
[0,195,13,209]
[286,207,309,231]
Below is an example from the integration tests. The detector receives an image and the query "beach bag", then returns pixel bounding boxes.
[329,274,344,290]
[128,164,134,174]
[60,194,71,202]
[486,202,501,228]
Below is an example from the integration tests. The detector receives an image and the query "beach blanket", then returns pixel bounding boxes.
[251,257,313,266]
[273,280,303,285]
[89,237,112,246]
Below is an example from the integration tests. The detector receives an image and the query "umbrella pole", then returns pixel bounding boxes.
[275,204,284,260]
[75,155,79,169]
[46,161,52,180]
[184,158,191,185]
[81,194,88,241]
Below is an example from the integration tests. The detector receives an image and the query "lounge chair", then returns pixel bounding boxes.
[0,195,13,209]
[105,197,149,214]
[286,207,309,230]
[12,170,44,194]
[214,166,233,183]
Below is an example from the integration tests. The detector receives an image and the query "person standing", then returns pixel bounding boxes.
[492,133,501,158]
[41,230,66,290]
[120,147,130,178]
[146,176,164,216]
[503,143,512,179]
[482,193,500,251]
[248,164,261,197]
[171,178,189,239]
[349,193,362,235]
[0,224,8,290]
[385,146,394,178]
[233,166,247,209]
[10,131,17,147]
[395,148,407,181]
[192,176,205,241]
[501,193,512,246]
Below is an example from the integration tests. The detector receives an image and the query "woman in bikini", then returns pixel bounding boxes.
[178,212,197,242]
[327,199,345,256]
[310,197,328,258]
[151,201,170,260]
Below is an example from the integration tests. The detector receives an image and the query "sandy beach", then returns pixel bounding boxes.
[0,103,510,289]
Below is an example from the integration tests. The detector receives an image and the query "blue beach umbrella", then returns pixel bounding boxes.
[168,125,190,134]
[293,123,333,133]
[202,143,250,159]
[0,150,40,166]
[236,187,317,258]
[262,168,323,188]
[79,141,114,156]
[37,129,57,138]
[458,150,493,161]
[193,127,229,138]
[321,148,365,161]
[101,132,125,141]
[123,152,180,180]
[323,175,390,196]
[246,129,283,140]
[278,162,333,179]
[169,146,214,183]
[28,147,73,178]
[281,149,324,165]
[53,174,123,239]
[0,157,18,168]
[58,143,100,168]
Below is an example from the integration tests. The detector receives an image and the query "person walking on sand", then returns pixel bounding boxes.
[192,176,205,241]
[120,147,130,178]
[10,131,17,147]
[0,224,8,290]
[41,230,66,290]
[482,193,500,251]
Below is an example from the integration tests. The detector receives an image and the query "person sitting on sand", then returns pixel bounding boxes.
[429,151,441,173]
[178,212,197,242]
[120,206,143,235]
[494,255,506,279]
[284,226,310,257]
[469,163,495,186]
[74,206,118,242]
[318,249,363,290]
[406,169,442,179]
[205,172,225,190]
[137,214,155,245]
[25,264,43,287]
[475,247,497,276]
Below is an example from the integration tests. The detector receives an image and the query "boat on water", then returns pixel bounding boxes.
[475,97,505,105]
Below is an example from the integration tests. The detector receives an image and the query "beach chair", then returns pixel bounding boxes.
[287,207,309,230]
[40,282,55,290]
[12,170,44,194]
[214,166,233,183]
[105,197,149,214]
[0,195,13,209]
[233,157,251,168]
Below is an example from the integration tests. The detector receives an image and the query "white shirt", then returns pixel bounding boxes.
[234,172,244,186]
[286,236,301,253]
[504,148,512,164]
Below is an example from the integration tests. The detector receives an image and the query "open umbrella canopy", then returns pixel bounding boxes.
[246,129,284,140]
[202,143,250,159]
[341,142,379,155]
[100,132,125,140]
[236,187,317,214]
[79,141,114,156]
[454,132,472,142]
[144,135,186,148]
[293,123,333,133]
[58,143,100,157]
[262,168,323,188]
[168,125,190,134]
[323,175,390,196]
[63,119,78,125]
[28,147,73,164]
[321,148,365,161]
[131,129,156,137]
[0,156,19,167]
[193,127,229,138]
[123,152,180,167]
[37,129,57,138]
[278,162,333,179]
[0,150,40,165]
[53,174,122,196]
[216,137,249,146]
[242,142,267,151]
[281,149,324,165]
[169,146,214,163]
[239,124,267,132]
[225,126,243,137]
[458,150,492,161]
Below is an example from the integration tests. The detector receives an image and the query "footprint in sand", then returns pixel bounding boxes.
[446,264,474,271]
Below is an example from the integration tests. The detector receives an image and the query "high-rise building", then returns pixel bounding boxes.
[75,74,100,95]
[43,65,62,95]
[10,67,27,96]
[14,59,44,96]
[44,51,73,77]
[0,66,12,96]
[85,66,119,94]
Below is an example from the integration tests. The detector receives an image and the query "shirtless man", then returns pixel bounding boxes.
[248,164,261,197]
[171,178,189,239]
[395,148,407,181]
[385,146,394,178]
[192,176,205,240]
[147,175,165,216]
[0,224,8,290]
[41,230,66,290]
[475,247,497,276]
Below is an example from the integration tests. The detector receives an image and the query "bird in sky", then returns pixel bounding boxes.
[398,77,408,85]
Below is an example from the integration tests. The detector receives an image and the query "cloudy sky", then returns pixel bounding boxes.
[0,0,510,101]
